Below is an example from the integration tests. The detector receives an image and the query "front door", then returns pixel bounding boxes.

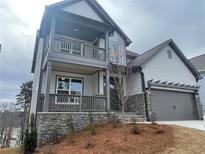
[104,76,120,110]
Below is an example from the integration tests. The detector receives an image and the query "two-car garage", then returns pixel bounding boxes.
[150,88,197,121]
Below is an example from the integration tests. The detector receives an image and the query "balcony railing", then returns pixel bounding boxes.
[46,94,107,112]
[53,38,106,61]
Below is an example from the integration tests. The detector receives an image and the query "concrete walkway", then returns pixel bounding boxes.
[157,120,205,131]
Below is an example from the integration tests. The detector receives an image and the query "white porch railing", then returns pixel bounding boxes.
[53,38,106,61]
[46,94,107,112]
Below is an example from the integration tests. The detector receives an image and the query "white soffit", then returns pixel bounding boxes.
[62,0,103,22]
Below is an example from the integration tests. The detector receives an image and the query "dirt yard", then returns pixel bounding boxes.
[36,123,174,154]
[162,125,205,154]
[2,123,205,154]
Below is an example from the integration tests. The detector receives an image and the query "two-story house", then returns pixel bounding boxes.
[30,0,203,143]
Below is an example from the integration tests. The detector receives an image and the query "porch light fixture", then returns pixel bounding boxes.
[74,28,78,32]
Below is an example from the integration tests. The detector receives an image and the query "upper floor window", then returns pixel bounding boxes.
[167,50,172,59]
[109,41,119,64]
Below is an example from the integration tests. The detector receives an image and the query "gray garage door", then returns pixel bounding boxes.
[151,89,196,121]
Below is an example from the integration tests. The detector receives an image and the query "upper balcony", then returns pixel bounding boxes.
[41,10,116,70]
[54,35,106,61]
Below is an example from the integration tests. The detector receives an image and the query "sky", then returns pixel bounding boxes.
[0,0,205,105]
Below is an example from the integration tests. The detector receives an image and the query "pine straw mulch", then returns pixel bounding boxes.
[36,122,174,154]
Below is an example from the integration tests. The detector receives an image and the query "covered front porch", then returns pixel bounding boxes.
[38,61,111,112]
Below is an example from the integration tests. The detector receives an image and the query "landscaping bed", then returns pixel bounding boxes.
[36,123,174,154]
[3,123,205,154]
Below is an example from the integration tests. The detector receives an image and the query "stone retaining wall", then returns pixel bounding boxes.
[37,112,113,144]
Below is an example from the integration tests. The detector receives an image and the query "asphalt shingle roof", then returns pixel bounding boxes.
[128,39,171,66]
[190,54,205,71]
[126,50,140,57]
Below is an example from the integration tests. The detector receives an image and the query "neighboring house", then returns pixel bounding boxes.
[30,0,203,142]
[190,54,205,113]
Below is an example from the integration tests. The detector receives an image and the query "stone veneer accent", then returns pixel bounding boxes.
[126,93,147,119]
[145,91,154,121]
[195,94,204,120]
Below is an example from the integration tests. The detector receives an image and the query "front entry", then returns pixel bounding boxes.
[104,76,120,111]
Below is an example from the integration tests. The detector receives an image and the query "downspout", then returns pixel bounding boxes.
[140,68,150,121]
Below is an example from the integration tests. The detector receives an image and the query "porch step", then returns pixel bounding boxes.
[115,113,146,122]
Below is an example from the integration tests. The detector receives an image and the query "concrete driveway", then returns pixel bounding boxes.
[157,120,205,131]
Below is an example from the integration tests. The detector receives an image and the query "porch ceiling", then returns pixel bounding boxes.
[55,17,104,42]
[52,62,104,75]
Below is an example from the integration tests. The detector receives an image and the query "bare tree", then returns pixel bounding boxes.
[0,110,16,148]
[109,63,131,116]
[109,63,132,141]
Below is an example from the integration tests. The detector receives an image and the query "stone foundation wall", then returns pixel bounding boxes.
[36,112,113,144]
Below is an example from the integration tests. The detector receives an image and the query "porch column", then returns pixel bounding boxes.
[106,69,110,111]
[105,31,109,62]
[43,61,52,112]
[48,16,56,53]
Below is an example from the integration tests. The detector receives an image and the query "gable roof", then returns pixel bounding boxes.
[189,54,205,72]
[126,50,140,57]
[41,0,132,46]
[128,39,202,80]
[128,39,171,66]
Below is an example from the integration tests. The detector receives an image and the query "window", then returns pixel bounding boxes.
[109,41,120,63]
[167,50,172,59]
[56,76,82,104]
[110,51,119,63]
[70,79,82,95]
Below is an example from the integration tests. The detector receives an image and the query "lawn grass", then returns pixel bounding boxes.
[0,147,21,154]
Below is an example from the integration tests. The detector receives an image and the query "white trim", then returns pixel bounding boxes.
[151,86,195,93]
